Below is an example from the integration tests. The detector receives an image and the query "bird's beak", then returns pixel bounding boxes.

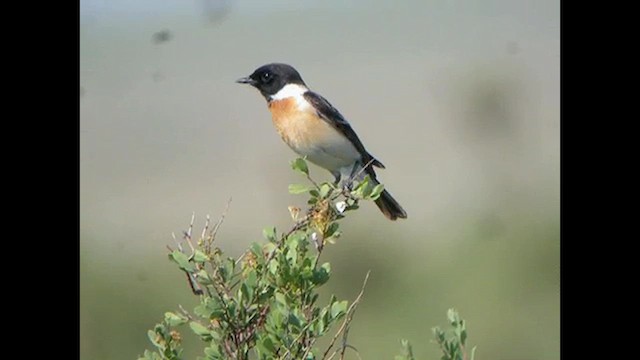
[236,76,257,85]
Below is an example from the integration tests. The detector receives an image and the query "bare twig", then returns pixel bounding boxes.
[339,344,362,360]
[323,271,371,360]
[311,232,325,269]
[306,173,321,190]
[300,337,318,360]
[235,252,247,266]
[200,214,211,245]
[182,212,197,256]
[171,232,183,252]
[178,304,198,322]
[210,197,232,246]
[350,159,376,184]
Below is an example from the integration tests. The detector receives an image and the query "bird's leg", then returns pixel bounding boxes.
[331,171,341,187]
[339,178,351,191]
[338,163,361,192]
[348,162,363,189]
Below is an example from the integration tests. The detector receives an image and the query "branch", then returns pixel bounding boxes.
[323,271,371,360]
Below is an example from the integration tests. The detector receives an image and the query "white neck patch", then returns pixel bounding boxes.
[270,83,308,101]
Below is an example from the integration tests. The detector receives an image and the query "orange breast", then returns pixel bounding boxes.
[268,98,334,151]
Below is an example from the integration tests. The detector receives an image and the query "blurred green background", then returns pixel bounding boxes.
[80,0,559,359]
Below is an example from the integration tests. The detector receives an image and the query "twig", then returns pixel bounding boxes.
[182,212,197,256]
[278,317,318,359]
[350,159,376,184]
[326,158,377,205]
[178,304,198,323]
[235,252,247,266]
[323,271,371,360]
[264,214,311,265]
[338,330,352,359]
[201,214,211,245]
[306,173,321,190]
[300,337,318,360]
[210,197,232,245]
[312,233,325,269]
[171,232,183,252]
[339,344,362,360]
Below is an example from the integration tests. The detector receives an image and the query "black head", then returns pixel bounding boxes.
[236,63,306,99]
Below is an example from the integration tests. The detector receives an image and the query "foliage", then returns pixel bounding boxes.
[138,158,475,360]
[431,309,476,360]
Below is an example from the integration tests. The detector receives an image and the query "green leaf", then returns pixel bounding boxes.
[139,350,162,360]
[286,246,298,267]
[148,330,161,347]
[250,242,265,265]
[263,242,276,256]
[262,226,277,242]
[447,308,459,326]
[432,327,446,345]
[312,262,331,286]
[288,183,310,194]
[345,202,359,211]
[370,183,385,200]
[220,258,235,282]
[300,257,314,279]
[226,299,237,318]
[195,269,212,285]
[268,259,279,275]
[258,336,277,355]
[326,231,342,243]
[288,230,308,244]
[193,303,209,319]
[316,310,327,335]
[204,345,222,359]
[288,311,303,330]
[193,249,209,263]
[240,283,254,302]
[164,312,187,327]
[330,300,348,319]
[168,251,196,272]
[189,322,212,341]
[266,308,285,332]
[397,339,415,360]
[193,297,224,319]
[275,292,287,306]
[359,176,374,198]
[324,222,340,238]
[291,158,309,175]
[245,268,258,288]
[319,183,333,198]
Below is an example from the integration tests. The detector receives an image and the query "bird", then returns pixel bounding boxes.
[237,63,407,220]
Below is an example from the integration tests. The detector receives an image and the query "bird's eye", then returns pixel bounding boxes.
[260,72,272,83]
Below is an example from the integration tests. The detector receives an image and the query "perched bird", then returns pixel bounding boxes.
[237,63,407,220]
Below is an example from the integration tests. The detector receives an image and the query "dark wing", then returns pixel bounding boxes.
[303,91,385,170]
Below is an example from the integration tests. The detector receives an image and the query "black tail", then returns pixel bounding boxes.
[361,163,407,221]
[374,189,407,221]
